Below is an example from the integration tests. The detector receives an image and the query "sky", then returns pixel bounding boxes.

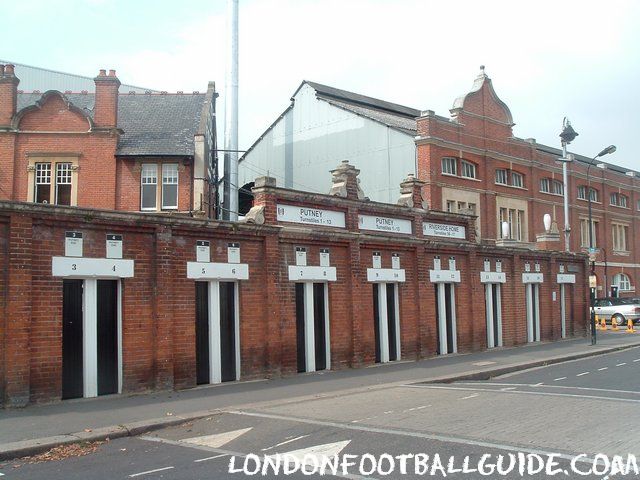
[3,0,640,171]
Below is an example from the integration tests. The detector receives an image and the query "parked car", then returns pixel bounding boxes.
[592,297,640,326]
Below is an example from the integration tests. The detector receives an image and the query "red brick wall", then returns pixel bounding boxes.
[0,190,588,406]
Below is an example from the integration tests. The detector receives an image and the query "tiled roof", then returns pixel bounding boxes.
[16,92,207,156]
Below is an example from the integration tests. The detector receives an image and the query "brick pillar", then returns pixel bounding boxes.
[346,204,365,367]
[93,69,120,129]
[5,214,32,406]
[0,64,19,127]
[154,225,174,390]
[397,174,427,209]
[246,176,276,225]
[264,233,282,375]
[467,250,484,351]
[329,161,367,200]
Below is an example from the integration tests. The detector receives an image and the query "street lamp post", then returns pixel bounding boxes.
[559,118,579,252]
[586,145,617,345]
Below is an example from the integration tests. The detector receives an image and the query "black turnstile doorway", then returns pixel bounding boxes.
[195,281,239,384]
[485,283,503,348]
[296,282,330,373]
[434,283,457,355]
[373,283,400,363]
[62,278,119,399]
[526,283,541,342]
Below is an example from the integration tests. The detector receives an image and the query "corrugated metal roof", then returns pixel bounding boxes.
[1,60,156,93]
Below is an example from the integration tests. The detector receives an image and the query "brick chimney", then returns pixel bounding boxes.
[0,64,20,127]
[328,160,367,200]
[93,68,120,128]
[397,173,428,209]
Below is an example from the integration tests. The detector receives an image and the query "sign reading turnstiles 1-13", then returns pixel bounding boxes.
[277,204,346,228]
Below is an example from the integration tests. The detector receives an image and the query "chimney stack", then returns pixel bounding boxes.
[94,68,120,129]
[0,64,20,127]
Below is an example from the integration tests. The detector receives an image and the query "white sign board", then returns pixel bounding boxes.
[429,269,461,283]
[65,231,83,257]
[423,222,466,239]
[372,253,382,269]
[106,234,123,259]
[196,241,210,263]
[295,248,307,266]
[557,274,576,284]
[227,243,240,264]
[480,271,507,283]
[392,254,400,270]
[523,273,544,284]
[319,249,330,267]
[358,215,412,235]
[367,268,406,282]
[277,204,345,228]
[52,257,134,278]
[187,262,249,281]
[288,265,337,282]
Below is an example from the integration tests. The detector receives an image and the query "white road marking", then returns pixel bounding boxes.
[500,387,516,391]
[129,466,174,477]
[229,410,599,466]
[554,377,567,381]
[454,382,640,396]
[194,453,229,463]
[460,394,479,400]
[180,427,252,449]
[383,410,393,414]
[532,382,544,387]
[616,363,627,366]
[403,384,640,404]
[472,361,497,366]
[633,359,640,363]
[576,372,590,377]
[415,405,429,410]
[269,440,351,465]
[261,435,309,451]
[598,367,609,371]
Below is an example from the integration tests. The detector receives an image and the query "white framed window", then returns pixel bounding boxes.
[637,199,640,211]
[619,194,628,208]
[499,207,524,241]
[552,180,564,195]
[511,171,524,188]
[442,157,457,176]
[613,273,632,292]
[495,169,508,185]
[446,200,455,213]
[141,164,158,210]
[610,192,618,206]
[540,178,550,193]
[33,161,74,206]
[580,218,598,248]
[35,163,52,204]
[162,163,179,209]
[612,223,628,252]
[467,203,476,215]
[461,160,476,179]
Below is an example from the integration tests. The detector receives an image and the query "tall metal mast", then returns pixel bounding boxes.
[223,0,239,220]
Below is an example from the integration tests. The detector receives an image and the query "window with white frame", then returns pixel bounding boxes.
[141,164,158,210]
[613,273,632,292]
[499,207,524,241]
[162,163,179,209]
[540,178,550,193]
[552,180,564,195]
[33,161,73,206]
[637,199,640,211]
[446,200,455,213]
[511,171,524,188]
[442,157,457,176]
[610,192,618,206]
[461,160,477,179]
[612,223,628,252]
[495,169,508,185]
[580,218,598,248]
[619,194,628,208]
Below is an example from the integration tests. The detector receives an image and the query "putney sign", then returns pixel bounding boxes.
[358,214,412,234]
[277,204,345,228]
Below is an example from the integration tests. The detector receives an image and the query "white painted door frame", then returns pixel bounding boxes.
[485,283,503,348]
[526,283,541,343]
[560,284,566,339]
[436,283,457,355]
[81,278,123,398]
[300,282,331,373]
[374,283,401,363]
[207,280,241,384]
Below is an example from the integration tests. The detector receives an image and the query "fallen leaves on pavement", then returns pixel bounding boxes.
[10,441,105,467]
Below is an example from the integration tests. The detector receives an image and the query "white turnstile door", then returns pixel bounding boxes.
[526,283,541,342]
[485,283,503,348]
[373,283,401,363]
[435,283,457,355]
[295,282,331,373]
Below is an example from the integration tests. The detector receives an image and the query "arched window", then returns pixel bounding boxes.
[613,273,632,292]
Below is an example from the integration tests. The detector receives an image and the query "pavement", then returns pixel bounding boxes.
[1,330,639,463]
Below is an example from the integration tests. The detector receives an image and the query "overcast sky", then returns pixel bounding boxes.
[4,0,640,171]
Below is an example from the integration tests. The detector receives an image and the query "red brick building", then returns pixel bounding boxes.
[0,64,217,217]
[238,69,639,297]
[0,161,587,407]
